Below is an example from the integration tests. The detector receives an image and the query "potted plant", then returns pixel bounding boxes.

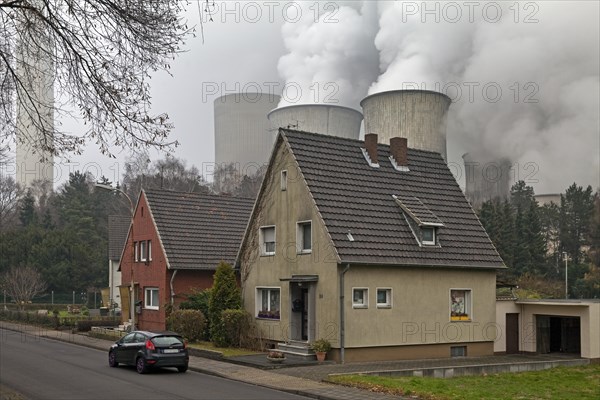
[310,339,331,362]
[266,350,286,363]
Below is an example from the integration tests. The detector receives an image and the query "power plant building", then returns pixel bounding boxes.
[214,93,281,175]
[463,153,512,210]
[268,104,363,140]
[360,90,451,161]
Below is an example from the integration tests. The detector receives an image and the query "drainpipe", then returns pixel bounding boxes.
[339,264,350,364]
[170,270,178,306]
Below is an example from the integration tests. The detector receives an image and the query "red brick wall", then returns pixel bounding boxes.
[120,192,219,331]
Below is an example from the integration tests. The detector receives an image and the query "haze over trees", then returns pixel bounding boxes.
[479,181,599,299]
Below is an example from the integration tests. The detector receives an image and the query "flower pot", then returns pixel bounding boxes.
[267,356,286,364]
[315,351,326,362]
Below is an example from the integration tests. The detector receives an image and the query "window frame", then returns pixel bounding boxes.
[296,220,312,254]
[352,287,369,309]
[281,170,288,191]
[256,287,280,320]
[144,287,159,310]
[134,242,139,262]
[140,240,147,262]
[421,226,436,246]
[376,288,392,308]
[450,288,472,321]
[259,226,276,256]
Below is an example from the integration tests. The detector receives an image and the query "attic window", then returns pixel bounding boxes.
[422,227,436,245]
[281,170,287,191]
[392,195,444,247]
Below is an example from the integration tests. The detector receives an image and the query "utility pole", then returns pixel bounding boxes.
[563,252,568,299]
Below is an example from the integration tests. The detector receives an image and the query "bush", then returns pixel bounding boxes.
[166,309,206,342]
[180,288,212,340]
[209,262,241,346]
[221,309,255,348]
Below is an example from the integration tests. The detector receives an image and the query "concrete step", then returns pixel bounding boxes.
[277,341,316,358]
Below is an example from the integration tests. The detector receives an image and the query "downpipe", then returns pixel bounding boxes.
[339,264,350,364]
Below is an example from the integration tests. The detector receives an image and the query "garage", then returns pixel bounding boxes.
[536,315,581,355]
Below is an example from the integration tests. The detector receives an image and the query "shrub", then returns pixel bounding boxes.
[221,309,252,348]
[166,309,206,342]
[310,338,332,353]
[180,288,212,340]
[209,262,241,346]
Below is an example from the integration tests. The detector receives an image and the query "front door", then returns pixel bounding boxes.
[301,289,309,341]
[506,313,519,354]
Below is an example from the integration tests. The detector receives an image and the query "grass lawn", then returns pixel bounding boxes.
[327,365,600,400]
[188,341,263,358]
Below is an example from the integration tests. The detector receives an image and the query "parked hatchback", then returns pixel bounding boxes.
[108,331,189,374]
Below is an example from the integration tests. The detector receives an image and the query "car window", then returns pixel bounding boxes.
[121,333,135,344]
[134,333,146,343]
[152,336,184,347]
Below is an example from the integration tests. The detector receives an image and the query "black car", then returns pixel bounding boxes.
[108,331,189,374]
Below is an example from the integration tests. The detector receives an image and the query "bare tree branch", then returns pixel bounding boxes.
[1,265,47,310]
[0,0,196,158]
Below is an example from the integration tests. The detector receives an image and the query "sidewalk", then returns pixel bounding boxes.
[0,322,403,400]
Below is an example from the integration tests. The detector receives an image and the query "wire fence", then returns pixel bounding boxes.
[2,290,108,309]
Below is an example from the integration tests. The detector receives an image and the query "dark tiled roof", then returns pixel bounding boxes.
[108,215,130,261]
[144,190,254,270]
[282,129,505,268]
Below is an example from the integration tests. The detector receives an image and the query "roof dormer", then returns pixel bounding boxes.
[393,194,444,246]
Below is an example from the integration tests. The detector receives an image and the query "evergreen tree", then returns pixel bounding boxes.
[559,183,594,265]
[19,190,38,227]
[208,262,241,347]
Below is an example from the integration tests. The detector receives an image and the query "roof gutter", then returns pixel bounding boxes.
[338,260,507,270]
[339,264,350,364]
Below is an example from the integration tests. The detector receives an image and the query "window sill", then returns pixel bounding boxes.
[352,305,368,309]
[256,317,281,321]
[297,250,312,255]
[450,316,471,322]
[144,307,159,311]
[377,305,392,309]
[260,253,275,257]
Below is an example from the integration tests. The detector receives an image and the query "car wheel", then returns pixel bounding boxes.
[136,357,148,374]
[177,366,188,373]
[108,351,118,367]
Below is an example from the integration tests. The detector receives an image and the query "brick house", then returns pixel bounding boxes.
[119,189,254,331]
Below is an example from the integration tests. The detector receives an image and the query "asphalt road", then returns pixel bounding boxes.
[0,328,309,400]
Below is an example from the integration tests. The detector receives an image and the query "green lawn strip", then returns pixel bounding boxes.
[188,341,262,357]
[327,365,600,400]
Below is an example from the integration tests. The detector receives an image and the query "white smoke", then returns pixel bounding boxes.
[277,1,379,108]
[278,1,599,193]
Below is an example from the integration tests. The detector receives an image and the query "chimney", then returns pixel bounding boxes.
[390,137,408,167]
[364,133,378,164]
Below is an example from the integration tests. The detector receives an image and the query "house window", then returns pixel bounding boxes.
[281,170,288,191]
[147,240,152,261]
[256,288,280,319]
[451,346,467,357]
[297,221,312,253]
[450,289,472,321]
[376,288,392,308]
[140,240,147,262]
[352,288,368,308]
[145,288,159,310]
[422,227,436,245]
[134,242,139,262]
[260,226,276,255]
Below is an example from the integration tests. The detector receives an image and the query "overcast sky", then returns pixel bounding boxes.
[50,1,598,195]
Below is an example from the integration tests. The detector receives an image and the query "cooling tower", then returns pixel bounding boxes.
[15,11,55,188]
[268,104,363,139]
[214,93,281,172]
[360,90,451,160]
[463,153,512,210]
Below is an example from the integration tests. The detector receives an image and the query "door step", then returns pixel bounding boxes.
[276,341,315,358]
